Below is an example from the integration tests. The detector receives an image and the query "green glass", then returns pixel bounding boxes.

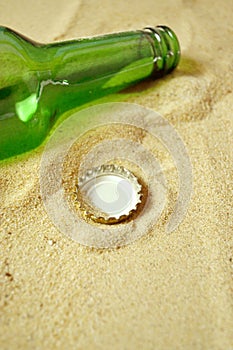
[0,25,180,160]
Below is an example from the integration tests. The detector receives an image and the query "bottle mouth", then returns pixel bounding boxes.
[143,25,181,78]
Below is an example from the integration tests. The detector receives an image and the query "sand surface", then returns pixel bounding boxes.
[0,0,233,349]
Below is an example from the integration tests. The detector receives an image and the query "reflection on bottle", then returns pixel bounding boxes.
[15,79,69,122]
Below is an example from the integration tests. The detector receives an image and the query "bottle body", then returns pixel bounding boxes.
[0,26,180,160]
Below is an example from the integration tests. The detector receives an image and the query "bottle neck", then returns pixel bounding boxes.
[30,30,157,117]
[34,26,180,86]
[32,27,180,117]
[38,30,156,84]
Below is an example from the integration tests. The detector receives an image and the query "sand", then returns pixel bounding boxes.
[0,0,232,349]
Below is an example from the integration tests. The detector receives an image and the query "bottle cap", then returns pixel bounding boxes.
[75,164,142,224]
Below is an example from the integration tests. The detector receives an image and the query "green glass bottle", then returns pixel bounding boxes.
[0,25,180,160]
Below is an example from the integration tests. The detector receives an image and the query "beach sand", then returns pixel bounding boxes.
[0,0,232,349]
